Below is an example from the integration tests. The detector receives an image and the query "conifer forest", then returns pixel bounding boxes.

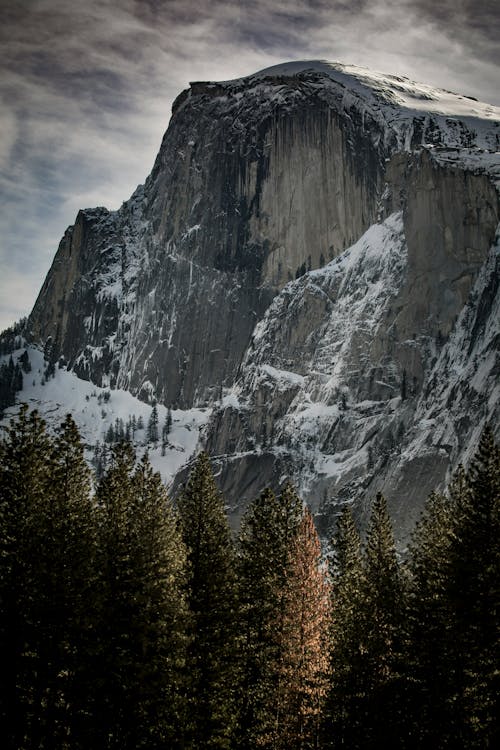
[0,406,499,749]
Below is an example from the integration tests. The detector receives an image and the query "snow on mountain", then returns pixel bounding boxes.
[206,211,499,538]
[217,59,500,155]
[3,60,499,537]
[250,60,500,119]
[0,346,211,488]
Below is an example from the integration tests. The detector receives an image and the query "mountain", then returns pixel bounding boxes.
[3,61,500,540]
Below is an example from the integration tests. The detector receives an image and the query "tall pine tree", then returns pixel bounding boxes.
[361,493,406,748]
[406,489,455,748]
[454,427,500,746]
[236,483,303,749]
[0,410,99,749]
[408,431,500,748]
[325,505,366,749]
[177,452,239,749]
[277,507,331,750]
[94,443,190,749]
[129,453,191,748]
[38,414,98,748]
[0,407,56,749]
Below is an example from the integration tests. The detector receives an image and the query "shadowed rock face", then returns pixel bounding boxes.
[27,72,391,407]
[202,148,499,539]
[27,65,500,539]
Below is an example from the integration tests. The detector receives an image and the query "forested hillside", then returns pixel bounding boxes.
[0,407,498,749]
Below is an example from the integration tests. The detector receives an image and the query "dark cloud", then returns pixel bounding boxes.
[0,0,499,329]
[408,0,499,66]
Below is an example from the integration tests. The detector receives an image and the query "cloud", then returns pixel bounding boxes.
[0,0,499,330]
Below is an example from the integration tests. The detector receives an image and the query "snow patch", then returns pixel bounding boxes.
[0,346,211,488]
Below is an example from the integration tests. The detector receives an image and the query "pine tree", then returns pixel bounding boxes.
[19,350,31,374]
[176,452,239,749]
[37,415,98,748]
[0,406,54,749]
[129,454,191,748]
[236,483,303,749]
[361,493,406,747]
[408,432,500,748]
[406,490,455,748]
[447,429,500,747]
[0,410,99,749]
[148,404,159,445]
[325,505,366,748]
[277,507,331,750]
[93,443,190,749]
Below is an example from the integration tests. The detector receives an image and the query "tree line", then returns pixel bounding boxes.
[0,406,498,749]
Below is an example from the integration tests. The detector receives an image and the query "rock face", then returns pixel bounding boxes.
[26,61,500,539]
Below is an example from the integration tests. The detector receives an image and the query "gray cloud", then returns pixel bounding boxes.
[1,0,499,329]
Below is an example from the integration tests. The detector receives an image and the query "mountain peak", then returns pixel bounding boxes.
[233,59,500,121]
[4,57,499,541]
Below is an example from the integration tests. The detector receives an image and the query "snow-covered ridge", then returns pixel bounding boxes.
[247,61,500,121]
[196,59,499,157]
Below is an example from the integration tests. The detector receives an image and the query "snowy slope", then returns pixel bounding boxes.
[215,60,500,155]
[249,61,500,121]
[205,211,500,537]
[0,346,210,488]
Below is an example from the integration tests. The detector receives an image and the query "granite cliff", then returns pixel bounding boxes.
[18,61,500,537]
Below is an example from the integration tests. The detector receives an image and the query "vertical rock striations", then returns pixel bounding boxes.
[25,61,500,535]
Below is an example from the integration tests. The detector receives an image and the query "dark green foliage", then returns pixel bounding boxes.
[456,428,500,747]
[162,407,173,454]
[325,506,366,747]
[408,429,500,748]
[127,454,190,748]
[94,443,190,749]
[0,413,190,749]
[236,483,303,749]
[326,496,407,749]
[19,351,31,374]
[406,490,455,747]
[148,404,159,445]
[0,356,23,415]
[0,406,54,748]
[361,493,406,747]
[0,413,498,749]
[0,408,97,749]
[0,319,26,355]
[177,452,239,749]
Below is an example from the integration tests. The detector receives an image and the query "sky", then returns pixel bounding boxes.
[1,0,499,331]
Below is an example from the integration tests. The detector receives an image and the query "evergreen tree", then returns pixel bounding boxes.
[236,483,303,749]
[361,493,406,747]
[162,407,172,453]
[94,443,190,749]
[36,415,98,748]
[325,505,366,748]
[0,357,23,415]
[408,432,500,748]
[148,404,159,445]
[445,430,499,747]
[406,490,455,748]
[0,406,53,749]
[277,507,331,750]
[19,350,31,374]
[129,454,190,748]
[0,410,99,749]
[177,452,239,749]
